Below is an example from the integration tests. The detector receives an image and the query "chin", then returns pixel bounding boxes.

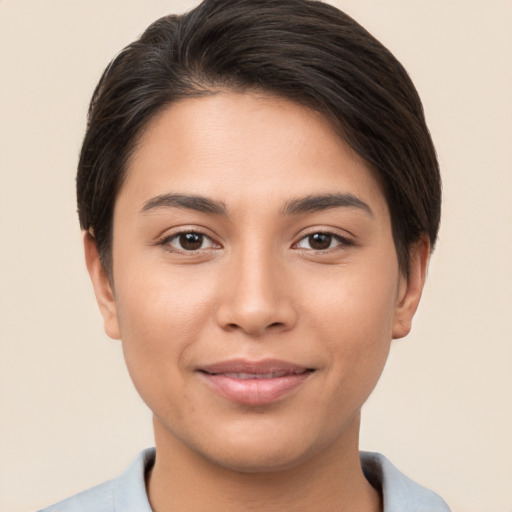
[203,441,314,474]
[188,417,339,475]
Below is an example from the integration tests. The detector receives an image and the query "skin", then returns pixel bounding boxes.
[85,92,429,512]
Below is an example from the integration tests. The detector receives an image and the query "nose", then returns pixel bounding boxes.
[215,246,298,337]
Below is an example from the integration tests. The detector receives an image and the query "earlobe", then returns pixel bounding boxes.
[83,231,121,340]
[392,235,430,340]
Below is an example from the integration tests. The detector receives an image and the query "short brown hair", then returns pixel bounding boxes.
[77,0,441,274]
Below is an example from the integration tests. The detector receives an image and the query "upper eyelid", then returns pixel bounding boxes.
[154,226,354,248]
[293,226,355,243]
[156,226,220,244]
[157,232,222,256]
[162,231,220,247]
[293,232,353,248]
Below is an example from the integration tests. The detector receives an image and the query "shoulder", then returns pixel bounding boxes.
[36,479,115,512]
[37,448,155,512]
[361,451,450,512]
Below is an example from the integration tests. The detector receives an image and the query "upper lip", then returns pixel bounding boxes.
[198,358,314,375]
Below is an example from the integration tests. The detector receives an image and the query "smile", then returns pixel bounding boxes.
[197,359,315,406]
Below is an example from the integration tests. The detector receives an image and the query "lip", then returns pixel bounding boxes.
[197,359,315,406]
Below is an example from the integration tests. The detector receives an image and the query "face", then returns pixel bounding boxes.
[86,92,427,473]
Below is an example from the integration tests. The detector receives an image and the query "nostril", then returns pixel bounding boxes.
[215,296,298,335]
[223,320,285,335]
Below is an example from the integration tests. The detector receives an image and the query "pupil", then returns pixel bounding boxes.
[309,233,331,250]
[180,233,203,250]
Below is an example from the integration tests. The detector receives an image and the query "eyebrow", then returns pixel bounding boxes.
[140,192,372,217]
[282,193,373,217]
[141,193,227,215]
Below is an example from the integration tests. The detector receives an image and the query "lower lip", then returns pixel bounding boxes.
[199,372,312,405]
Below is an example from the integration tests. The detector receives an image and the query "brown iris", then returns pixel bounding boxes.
[307,233,333,250]
[179,233,204,250]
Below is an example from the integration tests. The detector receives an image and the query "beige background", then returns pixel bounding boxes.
[1,1,511,511]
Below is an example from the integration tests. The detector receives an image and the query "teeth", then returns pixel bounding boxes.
[223,371,289,379]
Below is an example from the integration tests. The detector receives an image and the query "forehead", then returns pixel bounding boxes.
[118,91,388,220]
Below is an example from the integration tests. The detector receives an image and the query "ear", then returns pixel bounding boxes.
[83,231,121,340]
[392,234,431,340]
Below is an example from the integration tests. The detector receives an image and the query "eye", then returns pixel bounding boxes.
[162,232,219,252]
[295,232,351,251]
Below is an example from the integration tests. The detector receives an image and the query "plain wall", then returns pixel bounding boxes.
[1,1,511,511]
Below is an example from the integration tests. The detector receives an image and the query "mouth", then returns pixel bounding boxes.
[197,359,316,405]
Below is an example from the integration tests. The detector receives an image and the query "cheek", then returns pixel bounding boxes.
[115,254,217,335]
[303,255,399,387]
[112,264,217,397]
[306,258,398,339]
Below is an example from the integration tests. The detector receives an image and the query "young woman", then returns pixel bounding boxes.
[40,0,449,510]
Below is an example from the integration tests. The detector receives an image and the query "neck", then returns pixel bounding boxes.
[147,415,381,512]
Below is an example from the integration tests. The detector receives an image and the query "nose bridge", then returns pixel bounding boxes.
[216,239,296,335]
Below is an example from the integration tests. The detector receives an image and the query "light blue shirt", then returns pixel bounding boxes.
[38,448,450,511]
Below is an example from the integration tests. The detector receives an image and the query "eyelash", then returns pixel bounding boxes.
[157,229,353,254]
[158,231,220,253]
[293,231,354,252]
